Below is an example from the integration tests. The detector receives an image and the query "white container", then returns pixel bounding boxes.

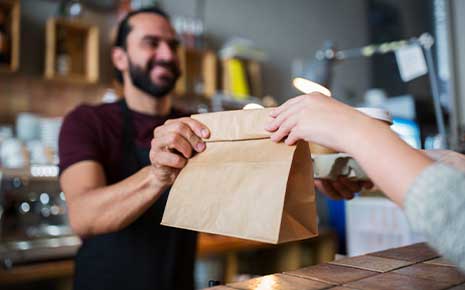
[27,140,48,165]
[0,138,26,168]
[345,197,425,256]
[39,117,63,151]
[16,113,40,141]
[313,153,368,180]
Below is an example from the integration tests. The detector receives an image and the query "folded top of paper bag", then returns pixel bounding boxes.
[191,108,274,142]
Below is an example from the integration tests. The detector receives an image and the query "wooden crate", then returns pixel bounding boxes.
[44,18,99,83]
[175,46,218,98]
[0,0,20,72]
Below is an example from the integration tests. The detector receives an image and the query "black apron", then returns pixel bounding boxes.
[73,100,197,290]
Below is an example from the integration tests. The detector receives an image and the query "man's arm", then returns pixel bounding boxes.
[314,178,373,200]
[60,161,164,237]
[61,117,209,238]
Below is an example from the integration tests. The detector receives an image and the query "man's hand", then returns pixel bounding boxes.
[150,117,210,187]
[315,177,373,200]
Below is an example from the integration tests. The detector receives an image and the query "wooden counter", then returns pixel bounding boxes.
[205,243,465,290]
[0,230,338,286]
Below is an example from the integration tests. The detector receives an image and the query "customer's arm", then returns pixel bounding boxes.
[404,163,465,272]
[424,149,465,171]
[266,93,465,272]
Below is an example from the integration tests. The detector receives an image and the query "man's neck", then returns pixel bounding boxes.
[124,86,172,117]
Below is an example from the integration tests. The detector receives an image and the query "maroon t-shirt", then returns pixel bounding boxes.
[59,101,187,184]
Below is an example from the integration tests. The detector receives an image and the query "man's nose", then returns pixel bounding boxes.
[156,41,176,61]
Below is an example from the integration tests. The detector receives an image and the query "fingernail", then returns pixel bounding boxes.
[201,129,209,138]
[269,109,275,116]
[196,142,205,151]
[265,122,276,131]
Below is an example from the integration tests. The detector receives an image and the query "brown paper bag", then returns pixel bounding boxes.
[161,108,318,244]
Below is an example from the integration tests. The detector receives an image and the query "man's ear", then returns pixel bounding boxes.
[112,47,128,71]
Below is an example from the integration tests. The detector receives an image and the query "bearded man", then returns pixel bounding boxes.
[58,7,208,290]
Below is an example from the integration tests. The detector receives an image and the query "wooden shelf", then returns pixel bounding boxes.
[0,0,20,72]
[197,234,270,257]
[0,260,73,285]
[44,18,99,83]
[175,46,218,99]
[0,165,59,182]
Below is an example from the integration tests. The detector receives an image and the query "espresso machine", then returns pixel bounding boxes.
[0,166,80,267]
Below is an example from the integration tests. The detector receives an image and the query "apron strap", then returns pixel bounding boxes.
[118,99,146,169]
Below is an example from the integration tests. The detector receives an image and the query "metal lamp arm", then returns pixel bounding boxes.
[316,33,447,148]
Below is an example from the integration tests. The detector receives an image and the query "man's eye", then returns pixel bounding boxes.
[169,41,179,51]
[146,39,160,48]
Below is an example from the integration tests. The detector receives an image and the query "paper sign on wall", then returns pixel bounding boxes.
[395,44,428,82]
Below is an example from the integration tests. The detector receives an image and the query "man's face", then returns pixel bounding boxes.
[125,13,181,98]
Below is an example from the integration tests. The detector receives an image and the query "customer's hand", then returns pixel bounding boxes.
[265,93,376,199]
[150,117,210,187]
[315,178,373,200]
[265,93,371,153]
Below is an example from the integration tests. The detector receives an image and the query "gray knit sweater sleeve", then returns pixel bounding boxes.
[404,162,465,271]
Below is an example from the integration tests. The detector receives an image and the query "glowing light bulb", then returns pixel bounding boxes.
[292,78,332,96]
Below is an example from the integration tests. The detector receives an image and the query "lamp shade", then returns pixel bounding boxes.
[293,77,332,96]
[293,58,333,96]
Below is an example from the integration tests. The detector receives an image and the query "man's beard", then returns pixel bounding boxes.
[128,58,181,99]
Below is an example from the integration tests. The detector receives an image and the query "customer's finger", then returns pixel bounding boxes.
[269,95,305,118]
[270,115,298,143]
[266,103,301,132]
[284,129,301,145]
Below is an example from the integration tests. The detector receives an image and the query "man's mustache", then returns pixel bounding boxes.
[146,59,180,76]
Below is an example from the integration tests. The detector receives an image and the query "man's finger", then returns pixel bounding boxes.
[315,179,343,200]
[151,133,192,158]
[163,133,194,158]
[362,180,374,189]
[152,151,187,169]
[338,177,362,194]
[167,117,210,139]
[164,122,205,153]
[332,180,355,200]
